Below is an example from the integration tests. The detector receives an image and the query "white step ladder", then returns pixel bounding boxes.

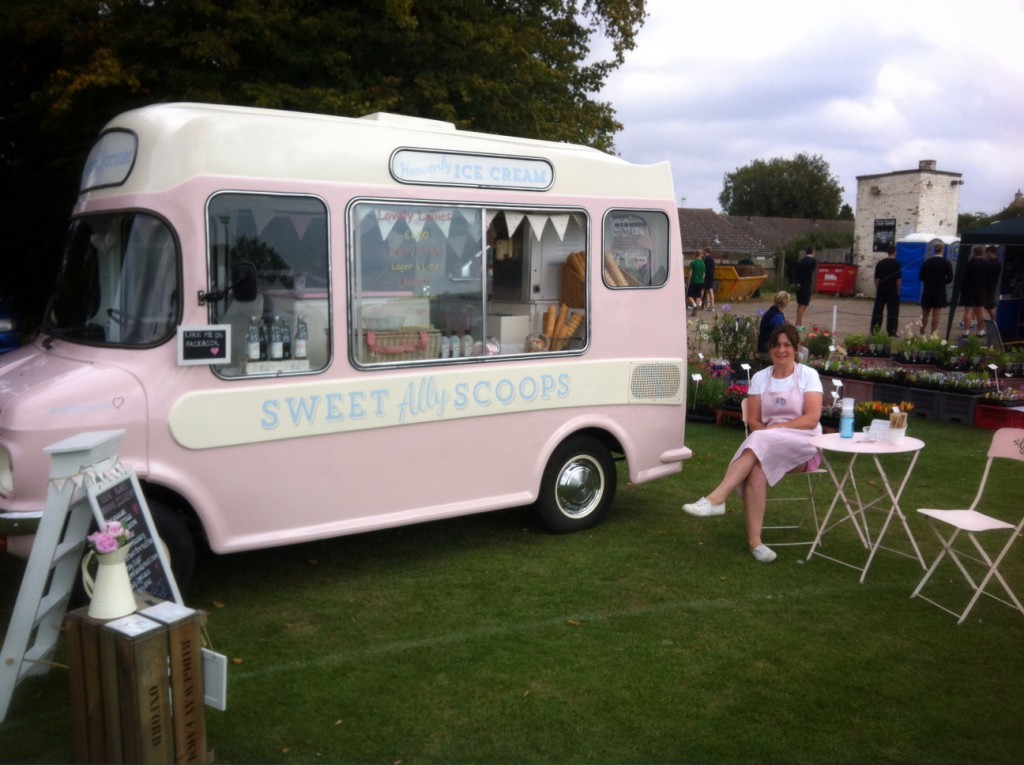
[0,430,125,723]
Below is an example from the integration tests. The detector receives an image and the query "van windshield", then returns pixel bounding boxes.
[44,213,180,346]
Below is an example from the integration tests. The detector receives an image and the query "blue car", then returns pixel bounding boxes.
[0,296,21,354]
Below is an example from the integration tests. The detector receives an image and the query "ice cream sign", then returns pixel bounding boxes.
[80,128,137,191]
[391,149,553,191]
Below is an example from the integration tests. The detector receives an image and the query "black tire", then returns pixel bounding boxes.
[533,435,616,533]
[147,498,196,592]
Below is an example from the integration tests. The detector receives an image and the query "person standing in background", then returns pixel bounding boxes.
[961,245,988,335]
[701,250,716,311]
[871,244,902,336]
[686,250,706,314]
[983,244,1002,327]
[918,242,953,335]
[794,247,817,328]
[757,291,791,356]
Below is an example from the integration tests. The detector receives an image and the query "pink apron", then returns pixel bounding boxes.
[733,374,822,488]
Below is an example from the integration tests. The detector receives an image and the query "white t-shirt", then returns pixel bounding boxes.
[748,364,823,397]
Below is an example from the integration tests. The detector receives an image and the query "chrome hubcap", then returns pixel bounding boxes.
[555,456,604,518]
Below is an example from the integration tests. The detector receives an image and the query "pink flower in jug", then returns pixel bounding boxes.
[88,521,131,554]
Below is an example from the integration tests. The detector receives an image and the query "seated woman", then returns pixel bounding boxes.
[682,324,822,563]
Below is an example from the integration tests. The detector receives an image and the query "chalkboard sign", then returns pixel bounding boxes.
[177,325,231,366]
[87,470,182,604]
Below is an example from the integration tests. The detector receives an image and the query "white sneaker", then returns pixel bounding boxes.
[751,544,777,563]
[682,497,725,517]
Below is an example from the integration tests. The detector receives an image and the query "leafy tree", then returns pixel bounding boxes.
[718,153,845,219]
[958,211,992,233]
[0,0,647,329]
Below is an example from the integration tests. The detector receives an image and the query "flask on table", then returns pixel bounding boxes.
[840,397,855,438]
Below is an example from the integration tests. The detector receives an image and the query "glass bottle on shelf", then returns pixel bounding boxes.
[281,317,292,359]
[293,314,309,360]
[246,316,261,361]
[258,318,268,360]
[440,333,451,359]
[269,315,284,360]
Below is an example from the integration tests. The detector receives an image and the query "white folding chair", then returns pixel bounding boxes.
[741,397,825,546]
[982,319,1024,352]
[911,427,1024,624]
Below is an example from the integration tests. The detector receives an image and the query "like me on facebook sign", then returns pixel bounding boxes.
[177,325,231,366]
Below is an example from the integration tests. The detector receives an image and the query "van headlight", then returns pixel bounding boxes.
[0,447,13,497]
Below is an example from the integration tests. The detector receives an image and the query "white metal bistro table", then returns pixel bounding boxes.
[806,432,928,582]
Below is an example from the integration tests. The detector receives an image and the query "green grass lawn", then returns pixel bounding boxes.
[2,417,1023,763]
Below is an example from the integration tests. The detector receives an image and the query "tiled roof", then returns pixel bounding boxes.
[678,209,853,257]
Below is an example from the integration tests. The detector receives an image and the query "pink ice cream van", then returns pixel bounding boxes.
[0,103,691,586]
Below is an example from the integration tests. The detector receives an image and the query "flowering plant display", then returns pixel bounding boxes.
[686,316,712,359]
[708,308,758,361]
[855,401,915,417]
[803,329,834,359]
[854,401,914,431]
[843,333,870,357]
[87,521,131,554]
[982,386,1024,405]
[687,359,731,413]
[721,383,749,408]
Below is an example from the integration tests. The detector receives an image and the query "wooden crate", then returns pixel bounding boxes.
[66,601,207,764]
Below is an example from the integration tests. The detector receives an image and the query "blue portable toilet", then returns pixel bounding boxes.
[896,233,959,303]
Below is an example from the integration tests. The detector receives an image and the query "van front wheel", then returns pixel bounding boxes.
[534,436,616,533]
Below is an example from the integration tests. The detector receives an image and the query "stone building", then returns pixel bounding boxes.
[853,160,962,295]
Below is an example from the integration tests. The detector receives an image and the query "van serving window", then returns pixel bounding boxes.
[351,201,589,365]
[207,193,330,377]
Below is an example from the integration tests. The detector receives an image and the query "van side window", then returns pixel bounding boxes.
[602,211,670,288]
[207,194,330,377]
[45,213,180,347]
[350,202,589,365]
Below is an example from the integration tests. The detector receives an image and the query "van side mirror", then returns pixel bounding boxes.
[230,262,258,302]
[197,261,259,306]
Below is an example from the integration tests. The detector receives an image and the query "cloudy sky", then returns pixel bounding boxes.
[598,0,1024,217]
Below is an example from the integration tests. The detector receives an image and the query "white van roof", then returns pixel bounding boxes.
[85,102,673,201]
